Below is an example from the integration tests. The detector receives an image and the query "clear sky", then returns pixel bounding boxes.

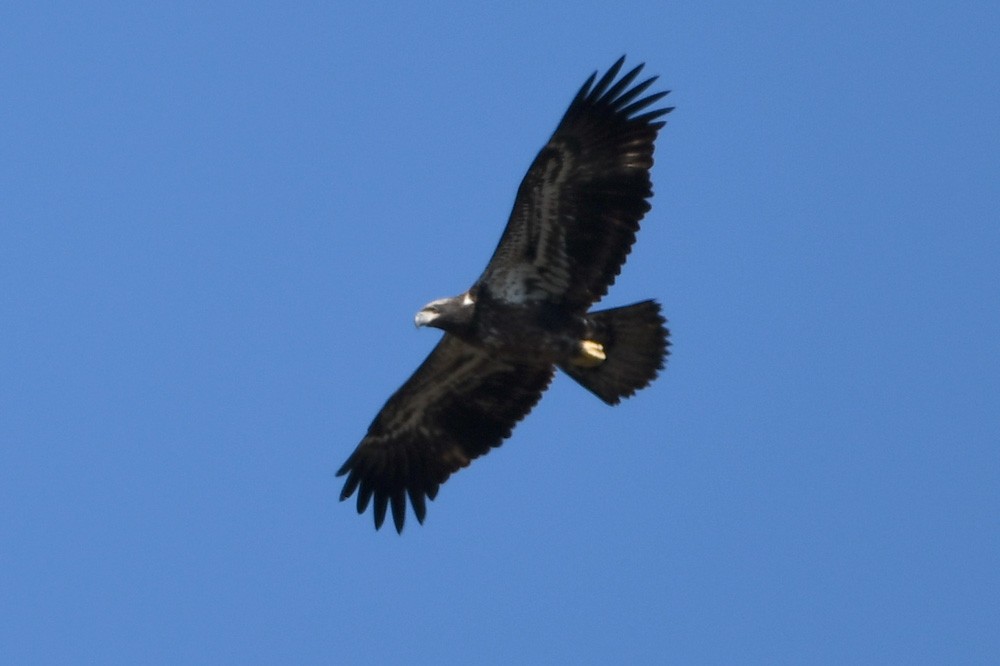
[2,2,998,663]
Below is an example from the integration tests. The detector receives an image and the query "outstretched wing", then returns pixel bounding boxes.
[478,56,672,311]
[337,335,554,533]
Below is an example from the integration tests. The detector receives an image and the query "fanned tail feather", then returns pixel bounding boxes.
[558,300,669,405]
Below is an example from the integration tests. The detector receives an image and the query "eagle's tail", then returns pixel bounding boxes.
[558,300,669,405]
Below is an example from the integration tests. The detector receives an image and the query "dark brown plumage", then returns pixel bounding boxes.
[337,57,672,532]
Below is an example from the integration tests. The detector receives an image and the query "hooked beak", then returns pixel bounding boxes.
[414,307,438,328]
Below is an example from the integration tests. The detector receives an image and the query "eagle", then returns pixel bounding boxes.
[337,57,672,533]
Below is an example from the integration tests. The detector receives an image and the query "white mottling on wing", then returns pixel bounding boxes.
[481,141,577,305]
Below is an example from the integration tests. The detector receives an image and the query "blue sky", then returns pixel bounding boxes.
[2,2,998,663]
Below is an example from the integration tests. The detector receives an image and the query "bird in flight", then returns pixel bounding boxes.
[338,57,672,532]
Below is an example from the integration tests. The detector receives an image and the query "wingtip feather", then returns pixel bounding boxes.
[391,491,407,533]
[373,493,390,530]
[590,56,628,100]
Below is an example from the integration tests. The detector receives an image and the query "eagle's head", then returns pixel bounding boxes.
[414,290,476,332]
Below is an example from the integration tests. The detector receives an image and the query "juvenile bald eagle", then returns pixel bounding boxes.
[338,57,672,532]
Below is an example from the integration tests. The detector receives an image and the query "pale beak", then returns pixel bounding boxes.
[414,308,438,328]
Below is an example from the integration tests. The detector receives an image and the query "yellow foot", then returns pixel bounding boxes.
[572,339,606,367]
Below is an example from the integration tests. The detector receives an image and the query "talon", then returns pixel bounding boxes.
[572,339,606,367]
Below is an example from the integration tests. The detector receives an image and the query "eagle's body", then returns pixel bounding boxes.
[338,57,673,532]
[435,287,586,362]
